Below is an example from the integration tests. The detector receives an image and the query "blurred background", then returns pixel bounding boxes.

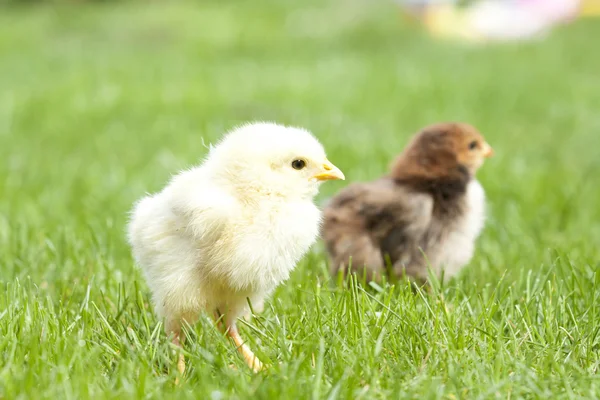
[1,0,599,286]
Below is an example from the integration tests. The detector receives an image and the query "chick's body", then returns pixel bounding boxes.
[323,177,485,282]
[128,122,344,372]
[129,175,320,327]
[323,123,492,283]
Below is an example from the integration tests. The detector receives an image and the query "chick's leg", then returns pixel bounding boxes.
[171,331,186,376]
[216,307,263,372]
[227,323,263,373]
[165,322,186,379]
[166,311,198,379]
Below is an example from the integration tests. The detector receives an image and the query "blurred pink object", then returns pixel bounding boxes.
[468,0,579,40]
[516,0,580,22]
[419,0,582,42]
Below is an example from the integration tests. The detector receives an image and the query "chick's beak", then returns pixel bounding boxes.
[313,160,345,181]
[483,143,494,158]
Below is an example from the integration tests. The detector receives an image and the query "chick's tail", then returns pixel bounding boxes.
[322,219,385,283]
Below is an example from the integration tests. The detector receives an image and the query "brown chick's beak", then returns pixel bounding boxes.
[313,161,345,181]
[483,143,494,158]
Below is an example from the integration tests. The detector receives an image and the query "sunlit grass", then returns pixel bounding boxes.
[1,1,600,398]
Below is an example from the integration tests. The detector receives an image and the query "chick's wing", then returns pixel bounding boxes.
[322,178,433,275]
[167,174,238,245]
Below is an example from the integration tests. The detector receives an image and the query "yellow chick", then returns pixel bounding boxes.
[127,122,344,374]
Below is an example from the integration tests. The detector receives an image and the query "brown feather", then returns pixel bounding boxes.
[322,122,492,284]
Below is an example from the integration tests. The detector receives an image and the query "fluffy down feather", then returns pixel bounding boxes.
[128,122,344,373]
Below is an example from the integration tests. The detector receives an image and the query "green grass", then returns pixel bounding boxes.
[1,1,600,398]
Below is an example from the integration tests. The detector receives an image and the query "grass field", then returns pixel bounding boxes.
[1,1,600,398]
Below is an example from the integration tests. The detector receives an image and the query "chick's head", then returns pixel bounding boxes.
[392,122,493,181]
[208,122,345,199]
[449,123,494,174]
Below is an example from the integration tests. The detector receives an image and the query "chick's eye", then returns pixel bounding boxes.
[469,141,478,150]
[291,159,306,170]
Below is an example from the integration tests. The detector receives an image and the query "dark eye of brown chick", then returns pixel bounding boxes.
[468,140,478,150]
[292,159,306,170]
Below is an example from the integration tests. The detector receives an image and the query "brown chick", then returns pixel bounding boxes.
[322,122,493,284]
